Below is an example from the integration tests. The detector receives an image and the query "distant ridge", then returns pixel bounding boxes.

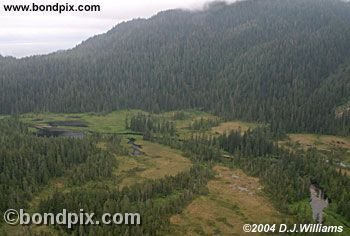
[0,0,349,134]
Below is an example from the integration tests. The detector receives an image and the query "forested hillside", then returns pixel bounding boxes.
[0,0,350,134]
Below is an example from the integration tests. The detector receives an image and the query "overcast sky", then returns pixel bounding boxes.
[0,0,235,58]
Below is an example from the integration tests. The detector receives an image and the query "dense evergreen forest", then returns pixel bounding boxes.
[37,165,213,235]
[127,115,350,225]
[217,129,350,222]
[1,0,350,235]
[0,112,349,234]
[0,0,350,134]
[128,113,176,137]
[0,119,117,219]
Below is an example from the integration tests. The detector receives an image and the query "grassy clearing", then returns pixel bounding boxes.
[19,109,261,140]
[161,110,221,139]
[93,138,193,191]
[138,140,192,179]
[280,134,350,173]
[20,110,143,133]
[285,134,350,151]
[160,109,217,128]
[338,167,350,177]
[19,109,217,138]
[211,121,260,135]
[284,134,350,162]
[165,110,260,140]
[170,165,286,235]
[115,139,192,188]
[2,138,192,235]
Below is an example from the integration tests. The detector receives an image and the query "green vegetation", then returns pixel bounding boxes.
[212,121,260,135]
[170,165,288,235]
[280,133,350,173]
[284,134,350,151]
[20,110,143,133]
[0,119,108,215]
[324,209,350,235]
[1,0,350,135]
[217,129,350,223]
[37,164,213,235]
[1,0,350,234]
[115,140,192,188]
[1,109,350,235]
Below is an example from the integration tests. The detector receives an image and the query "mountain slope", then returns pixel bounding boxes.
[0,0,350,134]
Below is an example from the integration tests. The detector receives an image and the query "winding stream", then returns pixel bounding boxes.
[310,185,328,223]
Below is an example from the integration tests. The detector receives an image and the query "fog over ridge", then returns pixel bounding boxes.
[0,0,238,58]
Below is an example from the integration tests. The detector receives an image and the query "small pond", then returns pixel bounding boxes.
[35,128,85,138]
[310,185,329,223]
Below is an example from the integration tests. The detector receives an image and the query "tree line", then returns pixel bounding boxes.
[0,0,350,135]
[36,164,213,235]
[0,119,119,224]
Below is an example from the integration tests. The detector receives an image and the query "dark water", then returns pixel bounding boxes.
[310,185,328,223]
[36,128,85,138]
[128,138,143,156]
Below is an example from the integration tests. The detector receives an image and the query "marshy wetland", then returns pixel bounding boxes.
[2,109,347,235]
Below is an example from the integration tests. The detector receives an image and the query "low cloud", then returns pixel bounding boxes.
[0,0,237,58]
